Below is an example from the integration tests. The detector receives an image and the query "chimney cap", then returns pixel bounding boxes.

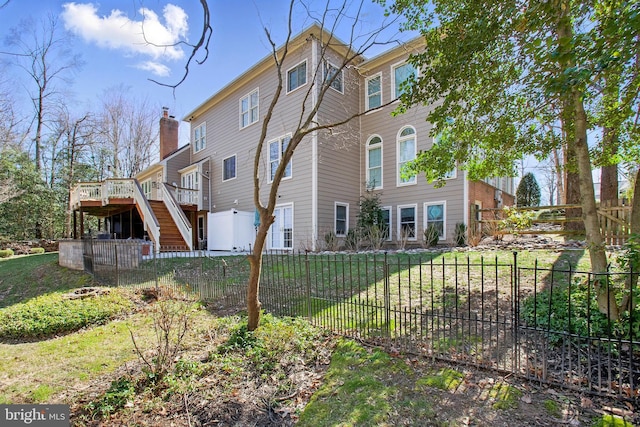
[162,106,169,118]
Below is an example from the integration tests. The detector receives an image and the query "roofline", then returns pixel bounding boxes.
[358,35,424,72]
[182,23,360,122]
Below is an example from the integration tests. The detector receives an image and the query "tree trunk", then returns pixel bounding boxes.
[555,0,617,319]
[574,95,619,319]
[600,128,619,208]
[247,212,275,331]
[565,141,584,232]
[553,148,564,204]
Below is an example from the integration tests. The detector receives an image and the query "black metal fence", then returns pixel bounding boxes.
[83,240,639,401]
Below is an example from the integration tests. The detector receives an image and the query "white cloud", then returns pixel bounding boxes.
[61,2,188,75]
[136,61,171,77]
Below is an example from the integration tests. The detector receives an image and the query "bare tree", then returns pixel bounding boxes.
[95,86,159,178]
[246,0,400,330]
[3,14,82,172]
[147,0,213,92]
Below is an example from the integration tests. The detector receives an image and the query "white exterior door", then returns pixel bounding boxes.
[270,205,293,250]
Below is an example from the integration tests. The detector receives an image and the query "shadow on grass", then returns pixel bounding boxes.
[0,253,96,309]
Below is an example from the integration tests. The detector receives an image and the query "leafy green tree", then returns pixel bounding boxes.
[516,173,541,207]
[0,148,55,240]
[385,0,639,319]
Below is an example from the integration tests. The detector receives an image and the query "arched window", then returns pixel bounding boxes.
[397,126,416,185]
[366,135,383,189]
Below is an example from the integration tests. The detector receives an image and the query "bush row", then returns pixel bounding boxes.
[0,288,136,340]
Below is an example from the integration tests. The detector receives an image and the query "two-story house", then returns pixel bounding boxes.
[69,24,514,253]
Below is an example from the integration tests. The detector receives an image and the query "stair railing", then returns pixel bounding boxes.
[132,180,160,253]
[160,183,193,251]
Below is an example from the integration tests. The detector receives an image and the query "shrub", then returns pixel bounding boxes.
[324,231,339,251]
[344,229,360,251]
[424,224,440,247]
[29,247,45,254]
[0,288,135,340]
[500,206,534,234]
[0,249,13,258]
[454,223,467,246]
[130,292,196,381]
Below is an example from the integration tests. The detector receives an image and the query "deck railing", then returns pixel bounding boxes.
[161,183,193,251]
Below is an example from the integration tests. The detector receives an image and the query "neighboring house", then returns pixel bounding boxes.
[69,24,514,252]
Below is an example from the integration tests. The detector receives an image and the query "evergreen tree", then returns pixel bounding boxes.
[516,172,541,207]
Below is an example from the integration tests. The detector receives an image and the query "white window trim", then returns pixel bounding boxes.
[365,72,383,111]
[334,202,349,237]
[424,201,447,241]
[391,61,417,100]
[141,179,152,198]
[222,154,237,182]
[443,167,457,180]
[366,135,383,190]
[239,88,259,129]
[396,126,417,187]
[286,60,308,94]
[381,206,392,241]
[397,204,418,242]
[269,202,294,251]
[268,133,293,183]
[323,60,344,94]
[193,122,206,153]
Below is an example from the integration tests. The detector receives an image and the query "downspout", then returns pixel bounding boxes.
[463,170,469,228]
[311,36,319,251]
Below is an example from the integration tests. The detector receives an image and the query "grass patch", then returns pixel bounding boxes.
[0,288,135,340]
[593,414,635,427]
[298,339,410,426]
[0,313,156,404]
[489,383,522,410]
[543,399,561,417]
[416,367,465,391]
[0,253,96,308]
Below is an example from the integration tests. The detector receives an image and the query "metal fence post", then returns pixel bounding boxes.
[384,252,391,338]
[305,252,312,322]
[154,247,159,292]
[114,242,119,287]
[512,250,519,373]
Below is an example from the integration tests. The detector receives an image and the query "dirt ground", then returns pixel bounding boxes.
[59,302,638,427]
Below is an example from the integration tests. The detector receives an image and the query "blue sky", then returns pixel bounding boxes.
[0,0,402,146]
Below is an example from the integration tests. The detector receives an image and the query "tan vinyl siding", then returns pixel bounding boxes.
[359,51,465,244]
[188,41,315,249]
[316,52,362,245]
[165,147,191,188]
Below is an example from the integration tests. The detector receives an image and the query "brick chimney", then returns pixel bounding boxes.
[159,107,179,160]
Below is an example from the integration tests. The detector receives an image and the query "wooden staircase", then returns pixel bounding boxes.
[148,201,190,251]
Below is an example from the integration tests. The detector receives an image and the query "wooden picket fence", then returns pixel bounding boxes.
[472,201,633,245]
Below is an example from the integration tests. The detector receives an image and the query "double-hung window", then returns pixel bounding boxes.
[269,134,292,181]
[425,202,446,240]
[397,126,416,185]
[287,61,307,93]
[223,155,236,181]
[366,73,382,110]
[381,207,391,240]
[335,203,348,236]
[323,61,343,93]
[194,123,206,153]
[366,135,382,189]
[398,205,417,240]
[240,89,259,128]
[392,62,416,99]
